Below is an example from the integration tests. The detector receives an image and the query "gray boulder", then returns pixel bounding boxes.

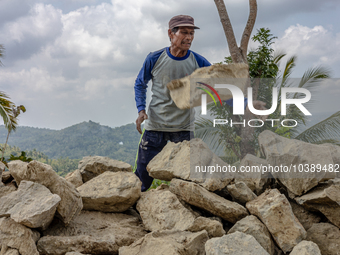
[147,139,232,191]
[0,180,60,229]
[65,169,83,188]
[246,189,306,253]
[295,182,340,228]
[306,223,340,255]
[205,231,270,255]
[8,160,83,225]
[290,240,321,255]
[119,230,209,255]
[170,178,248,223]
[78,156,132,182]
[136,185,225,237]
[0,217,39,255]
[258,130,336,196]
[38,210,147,255]
[289,200,321,231]
[227,215,275,255]
[0,183,16,200]
[77,171,141,212]
[227,181,257,205]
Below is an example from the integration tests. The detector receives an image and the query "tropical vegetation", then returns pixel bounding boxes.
[195,28,339,163]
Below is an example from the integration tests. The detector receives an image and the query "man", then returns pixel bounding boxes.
[134,15,210,191]
[134,15,267,191]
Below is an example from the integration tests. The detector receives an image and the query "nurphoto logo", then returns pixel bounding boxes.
[198,83,312,128]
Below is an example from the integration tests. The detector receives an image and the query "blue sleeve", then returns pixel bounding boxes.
[191,51,211,67]
[134,48,165,113]
[225,98,248,109]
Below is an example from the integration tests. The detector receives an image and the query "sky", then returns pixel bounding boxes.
[0,0,339,130]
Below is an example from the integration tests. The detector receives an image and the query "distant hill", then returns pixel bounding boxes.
[0,121,141,166]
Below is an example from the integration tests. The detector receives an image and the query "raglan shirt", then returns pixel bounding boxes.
[134,47,211,132]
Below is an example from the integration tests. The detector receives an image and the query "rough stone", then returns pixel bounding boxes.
[306,223,340,255]
[170,178,248,223]
[0,217,39,255]
[0,182,16,200]
[290,240,322,255]
[39,210,147,255]
[227,215,275,255]
[136,185,197,231]
[289,200,321,230]
[258,130,336,196]
[205,231,270,255]
[78,156,132,182]
[7,160,27,185]
[227,181,257,205]
[136,184,224,237]
[38,235,117,255]
[8,160,83,225]
[77,171,141,212]
[166,63,249,109]
[246,189,306,253]
[295,182,340,228]
[65,169,83,188]
[188,216,225,238]
[147,139,231,191]
[119,230,209,255]
[0,180,60,229]
[234,154,272,195]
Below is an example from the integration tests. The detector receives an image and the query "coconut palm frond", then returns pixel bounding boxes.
[312,139,340,146]
[195,116,226,155]
[298,66,331,89]
[294,111,340,144]
[273,51,286,65]
[0,91,15,130]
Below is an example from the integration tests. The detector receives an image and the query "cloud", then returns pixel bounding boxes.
[1,4,63,64]
[273,24,340,76]
[0,0,339,129]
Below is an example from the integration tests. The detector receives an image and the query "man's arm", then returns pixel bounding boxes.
[134,49,164,134]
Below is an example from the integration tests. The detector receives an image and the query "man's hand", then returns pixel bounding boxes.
[136,110,148,134]
[246,100,269,121]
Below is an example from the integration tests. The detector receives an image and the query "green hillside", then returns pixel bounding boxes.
[0,121,141,166]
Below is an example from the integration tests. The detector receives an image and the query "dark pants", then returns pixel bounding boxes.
[135,130,193,191]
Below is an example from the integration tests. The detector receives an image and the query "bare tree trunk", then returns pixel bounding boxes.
[214,0,246,63]
[214,0,258,158]
[240,0,257,61]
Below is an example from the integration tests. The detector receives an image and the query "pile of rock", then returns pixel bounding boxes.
[1,130,340,255]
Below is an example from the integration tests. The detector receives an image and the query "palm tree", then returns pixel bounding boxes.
[0,45,26,177]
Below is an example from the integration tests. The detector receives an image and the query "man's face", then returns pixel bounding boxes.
[169,26,195,51]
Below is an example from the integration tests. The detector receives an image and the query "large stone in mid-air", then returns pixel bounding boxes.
[167,63,249,109]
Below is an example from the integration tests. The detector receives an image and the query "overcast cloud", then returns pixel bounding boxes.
[0,0,339,130]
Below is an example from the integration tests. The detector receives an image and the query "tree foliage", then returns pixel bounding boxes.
[0,121,141,166]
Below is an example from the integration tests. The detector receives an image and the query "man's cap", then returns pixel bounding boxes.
[169,15,200,30]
